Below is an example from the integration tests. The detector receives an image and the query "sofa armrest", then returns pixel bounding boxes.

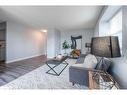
[69,66,94,86]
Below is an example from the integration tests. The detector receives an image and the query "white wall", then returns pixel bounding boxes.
[94,22,99,37]
[94,7,107,37]
[47,29,61,58]
[6,20,45,63]
[94,6,127,88]
[47,29,55,58]
[60,29,94,54]
[54,29,61,56]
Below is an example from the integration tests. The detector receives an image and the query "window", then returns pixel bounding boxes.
[108,9,122,52]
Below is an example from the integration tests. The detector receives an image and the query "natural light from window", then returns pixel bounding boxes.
[108,9,122,53]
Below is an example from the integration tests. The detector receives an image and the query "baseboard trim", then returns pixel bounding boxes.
[6,54,45,64]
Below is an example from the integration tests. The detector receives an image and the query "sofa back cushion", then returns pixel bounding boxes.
[83,54,98,69]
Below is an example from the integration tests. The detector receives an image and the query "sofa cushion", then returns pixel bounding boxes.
[82,54,97,69]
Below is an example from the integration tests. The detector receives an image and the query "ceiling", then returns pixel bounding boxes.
[0,6,103,30]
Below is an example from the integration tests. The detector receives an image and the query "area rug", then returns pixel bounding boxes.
[0,59,88,89]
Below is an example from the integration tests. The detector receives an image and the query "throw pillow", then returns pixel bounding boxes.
[95,57,111,71]
[83,54,97,69]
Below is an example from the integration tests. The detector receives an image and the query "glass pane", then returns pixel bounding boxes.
[109,10,122,35]
[108,9,122,53]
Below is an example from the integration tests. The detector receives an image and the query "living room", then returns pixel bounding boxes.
[0,5,127,90]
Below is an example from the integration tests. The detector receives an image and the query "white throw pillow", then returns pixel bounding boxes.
[83,54,97,69]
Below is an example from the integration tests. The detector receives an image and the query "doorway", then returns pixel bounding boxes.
[0,22,6,64]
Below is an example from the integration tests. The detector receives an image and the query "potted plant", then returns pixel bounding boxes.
[62,40,70,54]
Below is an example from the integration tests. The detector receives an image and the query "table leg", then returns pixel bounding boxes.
[46,61,68,76]
[46,63,59,76]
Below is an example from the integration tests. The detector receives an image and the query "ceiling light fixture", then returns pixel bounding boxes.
[41,29,48,32]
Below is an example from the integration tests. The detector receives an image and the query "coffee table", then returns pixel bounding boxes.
[46,56,68,76]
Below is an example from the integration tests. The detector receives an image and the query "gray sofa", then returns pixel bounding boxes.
[69,54,112,87]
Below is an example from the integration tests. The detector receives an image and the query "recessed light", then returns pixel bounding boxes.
[41,29,47,32]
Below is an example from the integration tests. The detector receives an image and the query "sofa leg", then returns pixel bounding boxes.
[72,82,75,86]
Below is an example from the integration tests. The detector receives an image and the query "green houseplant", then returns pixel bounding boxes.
[62,40,70,54]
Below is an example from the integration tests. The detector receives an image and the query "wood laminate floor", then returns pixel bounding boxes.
[0,55,46,86]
